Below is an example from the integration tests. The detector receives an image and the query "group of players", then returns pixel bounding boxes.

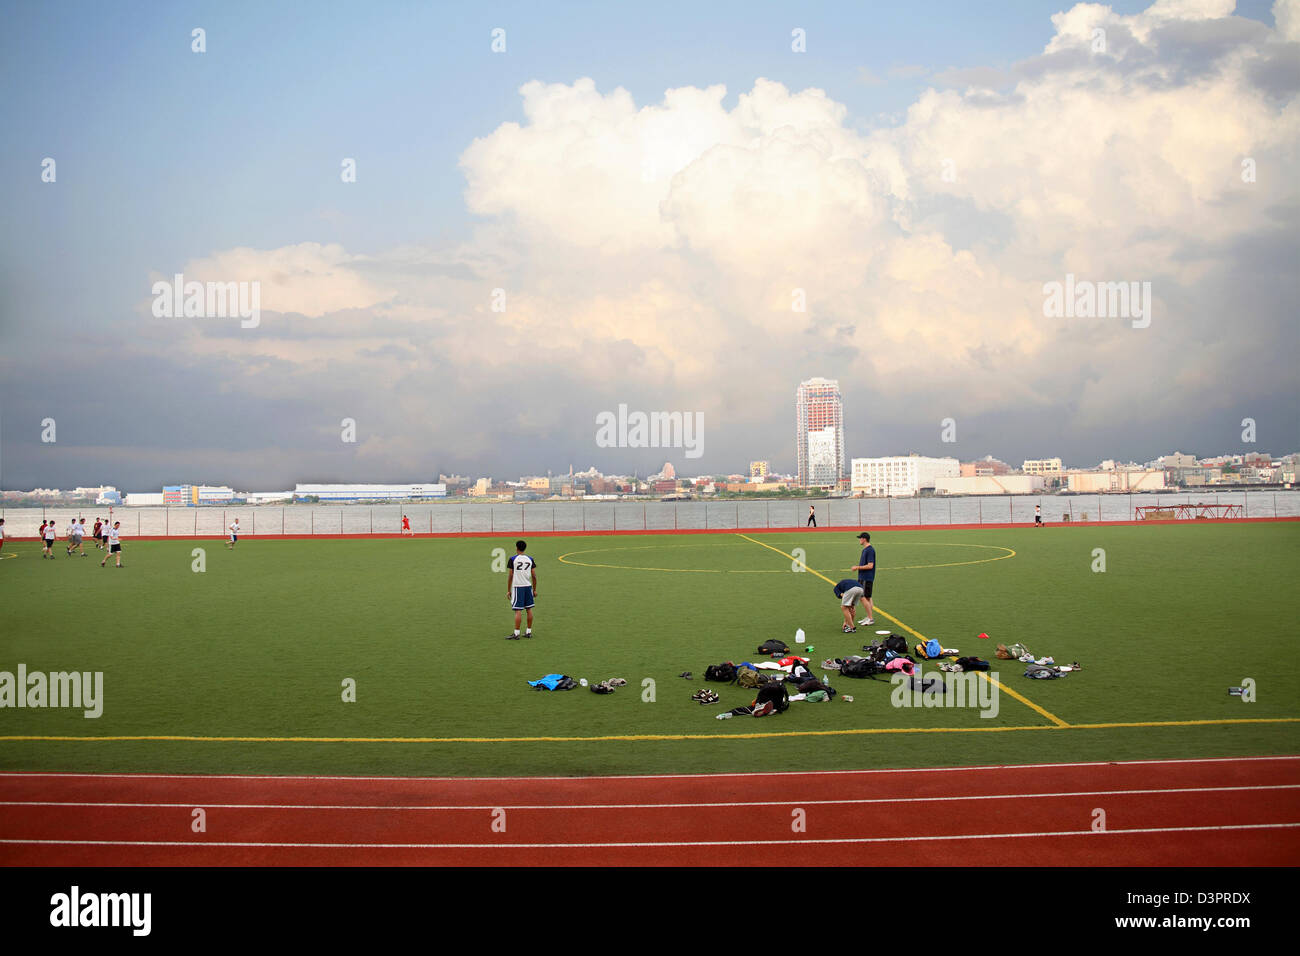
[26,516,125,567]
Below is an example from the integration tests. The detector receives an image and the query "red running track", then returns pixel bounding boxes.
[1,757,1296,867]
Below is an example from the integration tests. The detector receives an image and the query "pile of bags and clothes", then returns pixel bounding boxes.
[528,674,629,693]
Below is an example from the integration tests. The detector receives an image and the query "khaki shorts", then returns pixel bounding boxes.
[841,586,865,607]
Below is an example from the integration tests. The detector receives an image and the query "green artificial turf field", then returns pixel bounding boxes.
[0,522,1296,777]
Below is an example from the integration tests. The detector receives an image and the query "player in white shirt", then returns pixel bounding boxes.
[505,539,538,640]
[42,521,56,558]
[100,521,123,568]
[69,517,86,556]
[227,518,240,550]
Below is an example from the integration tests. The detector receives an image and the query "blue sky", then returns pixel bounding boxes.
[1,0,1295,488]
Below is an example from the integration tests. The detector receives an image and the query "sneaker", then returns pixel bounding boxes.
[863,619,875,626]
[524,632,533,639]
[679,671,693,680]
[505,634,520,640]
[842,625,856,633]
[857,618,870,626]
[752,701,775,717]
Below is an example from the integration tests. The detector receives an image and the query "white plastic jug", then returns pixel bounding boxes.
[794,628,806,645]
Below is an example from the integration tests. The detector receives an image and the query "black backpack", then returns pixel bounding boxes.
[755,682,789,712]
[839,657,885,679]
[882,634,908,655]
[955,656,990,671]
[704,662,738,682]
[758,639,789,655]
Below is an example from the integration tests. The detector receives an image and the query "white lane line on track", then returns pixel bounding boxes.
[3,822,1297,850]
[2,783,1296,812]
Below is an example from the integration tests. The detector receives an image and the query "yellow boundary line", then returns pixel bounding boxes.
[1,718,1296,745]
[556,541,1016,574]
[733,533,1069,729]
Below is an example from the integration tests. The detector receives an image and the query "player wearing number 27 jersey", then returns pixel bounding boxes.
[506,540,538,640]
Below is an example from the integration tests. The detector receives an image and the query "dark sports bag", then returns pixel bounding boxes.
[704,662,738,683]
[882,635,908,655]
[955,656,990,671]
[839,657,885,679]
[758,639,789,655]
[755,682,789,713]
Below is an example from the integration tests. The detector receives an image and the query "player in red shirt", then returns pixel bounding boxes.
[401,515,412,536]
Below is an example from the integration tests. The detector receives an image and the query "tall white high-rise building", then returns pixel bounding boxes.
[796,378,845,488]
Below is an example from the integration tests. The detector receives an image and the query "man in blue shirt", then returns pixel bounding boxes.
[851,531,876,626]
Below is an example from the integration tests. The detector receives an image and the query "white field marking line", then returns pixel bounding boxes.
[0,755,1295,785]
[3,784,1297,813]
[3,822,1298,850]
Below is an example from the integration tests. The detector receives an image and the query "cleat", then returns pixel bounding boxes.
[505,634,520,640]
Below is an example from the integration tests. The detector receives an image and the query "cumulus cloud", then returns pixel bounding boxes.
[169,242,394,317]
[14,0,1290,489]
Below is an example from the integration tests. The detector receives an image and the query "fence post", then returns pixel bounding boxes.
[644,504,647,530]
[282,508,285,535]
[948,499,952,525]
[138,512,141,535]
[887,498,891,525]
[979,499,982,524]
[370,509,373,534]
[194,511,197,535]
[767,502,771,528]
[252,511,255,535]
[166,508,169,536]
[552,509,555,532]
[311,511,314,535]
[735,503,738,528]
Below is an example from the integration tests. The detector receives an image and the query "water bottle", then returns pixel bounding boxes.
[795,628,805,645]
